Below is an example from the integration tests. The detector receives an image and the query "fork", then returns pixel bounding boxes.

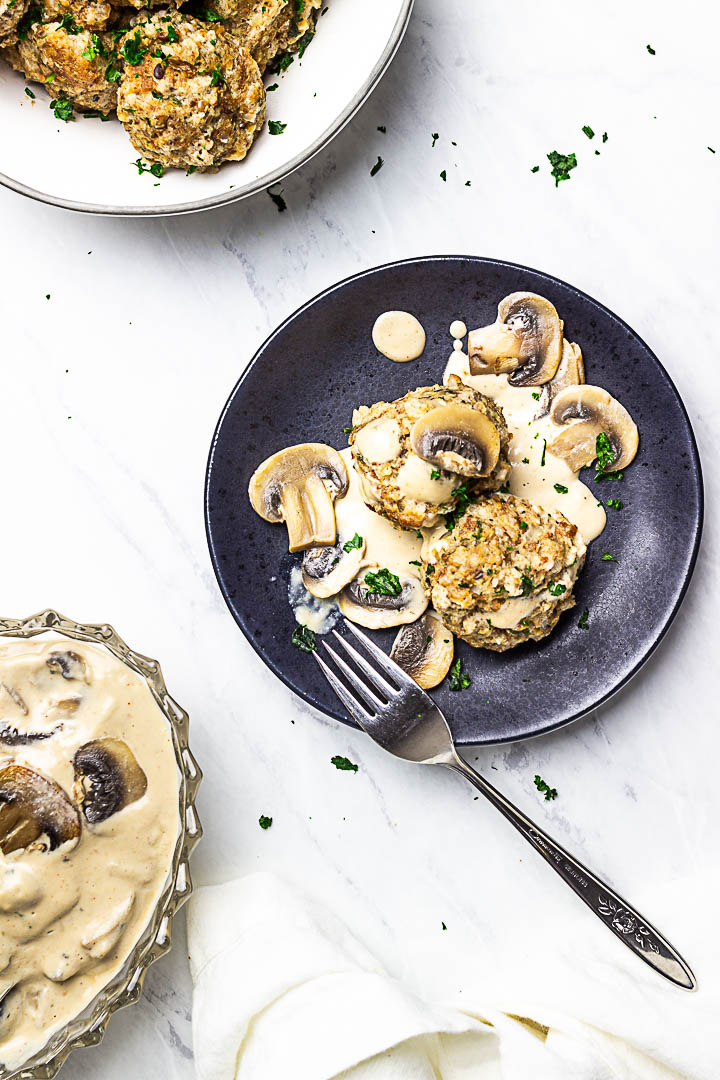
[314,620,696,991]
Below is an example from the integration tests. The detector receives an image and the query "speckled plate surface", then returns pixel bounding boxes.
[205,256,703,746]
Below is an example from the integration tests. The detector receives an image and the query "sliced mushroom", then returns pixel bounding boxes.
[390,613,454,689]
[469,293,563,386]
[548,385,639,472]
[249,443,349,553]
[339,566,428,629]
[301,534,366,598]
[0,766,81,855]
[47,651,89,683]
[73,739,148,825]
[534,339,584,417]
[0,724,62,746]
[410,404,500,478]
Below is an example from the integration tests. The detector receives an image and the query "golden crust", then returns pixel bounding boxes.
[349,383,511,531]
[425,494,585,651]
[5,21,118,111]
[0,0,31,46]
[116,12,266,170]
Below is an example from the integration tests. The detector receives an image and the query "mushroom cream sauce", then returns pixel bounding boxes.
[289,313,605,633]
[0,640,179,1071]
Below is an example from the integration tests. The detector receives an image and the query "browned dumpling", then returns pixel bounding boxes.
[4,17,119,112]
[116,12,266,170]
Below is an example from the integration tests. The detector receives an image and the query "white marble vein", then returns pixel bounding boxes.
[0,0,719,1075]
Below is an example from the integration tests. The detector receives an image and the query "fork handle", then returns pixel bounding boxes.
[448,754,696,990]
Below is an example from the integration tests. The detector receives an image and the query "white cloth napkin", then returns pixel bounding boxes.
[188,871,718,1080]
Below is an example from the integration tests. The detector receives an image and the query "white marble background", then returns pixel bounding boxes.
[1,0,719,1075]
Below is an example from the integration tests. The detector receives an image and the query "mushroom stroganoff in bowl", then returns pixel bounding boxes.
[0,611,201,1079]
[247,288,640,685]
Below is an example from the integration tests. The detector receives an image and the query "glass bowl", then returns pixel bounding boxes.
[0,609,202,1079]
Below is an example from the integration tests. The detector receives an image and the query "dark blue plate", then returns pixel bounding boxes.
[205,257,703,745]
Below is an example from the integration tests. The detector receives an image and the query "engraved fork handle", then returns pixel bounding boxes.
[448,754,696,990]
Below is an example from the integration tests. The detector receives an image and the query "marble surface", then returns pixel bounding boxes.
[1,0,718,1075]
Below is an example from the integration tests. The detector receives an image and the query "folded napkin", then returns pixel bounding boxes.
[188,872,717,1080]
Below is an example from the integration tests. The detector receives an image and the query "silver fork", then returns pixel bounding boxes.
[314,620,696,991]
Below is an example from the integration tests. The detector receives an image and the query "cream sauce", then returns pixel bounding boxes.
[449,320,467,339]
[444,351,606,545]
[372,311,426,363]
[395,454,456,505]
[336,448,422,571]
[353,417,403,464]
[288,565,340,634]
[0,640,179,1071]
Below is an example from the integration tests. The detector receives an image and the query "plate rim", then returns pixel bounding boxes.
[0,0,414,217]
[205,254,705,746]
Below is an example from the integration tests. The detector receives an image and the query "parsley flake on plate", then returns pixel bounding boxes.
[331,755,358,772]
[50,97,73,122]
[602,552,617,562]
[606,498,624,510]
[578,607,590,629]
[291,624,316,652]
[582,124,595,139]
[268,119,286,134]
[647,43,655,54]
[448,657,471,692]
[431,132,439,147]
[258,815,272,830]
[440,169,447,181]
[554,483,568,494]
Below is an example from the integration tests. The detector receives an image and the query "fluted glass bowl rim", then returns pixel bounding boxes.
[0,610,202,1079]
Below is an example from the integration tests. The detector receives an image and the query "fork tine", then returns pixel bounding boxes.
[312,651,371,727]
[321,641,384,712]
[331,630,398,700]
[342,619,430,698]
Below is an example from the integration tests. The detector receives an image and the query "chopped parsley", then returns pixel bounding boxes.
[134,158,163,178]
[647,43,655,54]
[343,425,353,434]
[121,29,148,65]
[519,520,528,531]
[50,97,73,122]
[199,6,224,20]
[540,439,547,466]
[166,23,178,41]
[58,11,83,33]
[370,155,384,176]
[82,31,107,60]
[343,533,363,553]
[104,61,121,82]
[291,624,316,652]
[331,755,358,772]
[430,468,441,480]
[553,483,568,494]
[531,391,540,400]
[602,552,617,562]
[448,657,471,691]
[530,164,539,172]
[431,132,439,147]
[266,82,278,91]
[582,124,595,139]
[578,607,590,629]
[548,582,567,596]
[534,774,558,800]
[602,132,608,143]
[296,28,314,57]
[441,921,447,930]
[547,149,577,186]
[377,124,386,133]
[520,573,535,597]
[258,815,272,829]
[268,119,286,134]
[416,529,423,539]
[521,457,530,464]
[363,568,401,596]
[606,498,623,510]
[593,432,624,481]
[24,87,35,99]
[440,169,447,181]
[211,66,226,86]
[444,483,474,530]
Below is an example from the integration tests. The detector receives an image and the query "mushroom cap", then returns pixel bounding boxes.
[468,292,563,385]
[73,738,148,825]
[390,612,454,689]
[409,403,501,478]
[534,339,584,417]
[301,535,367,599]
[249,443,348,553]
[339,566,428,629]
[0,765,81,855]
[549,385,639,472]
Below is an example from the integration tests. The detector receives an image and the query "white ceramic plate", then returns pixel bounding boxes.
[0,0,412,215]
